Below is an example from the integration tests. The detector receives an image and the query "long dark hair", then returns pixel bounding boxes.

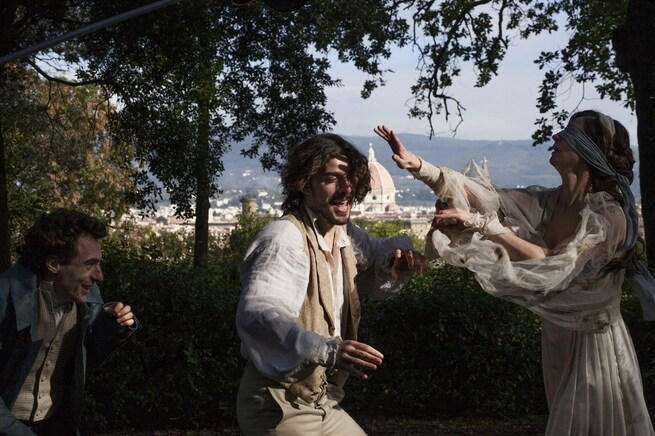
[280,133,371,212]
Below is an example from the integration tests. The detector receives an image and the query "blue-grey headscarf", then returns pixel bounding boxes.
[558,121,655,320]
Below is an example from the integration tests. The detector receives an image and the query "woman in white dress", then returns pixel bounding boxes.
[375,110,655,435]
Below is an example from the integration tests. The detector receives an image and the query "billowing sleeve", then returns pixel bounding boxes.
[412,158,502,213]
[347,222,413,300]
[433,192,626,311]
[235,220,336,383]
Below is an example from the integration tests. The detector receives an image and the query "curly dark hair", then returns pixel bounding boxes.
[17,208,108,275]
[570,110,638,274]
[280,133,371,212]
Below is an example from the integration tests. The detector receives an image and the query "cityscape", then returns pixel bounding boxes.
[124,139,645,242]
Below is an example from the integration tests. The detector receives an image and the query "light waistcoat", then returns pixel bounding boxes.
[11,288,78,421]
[279,211,361,403]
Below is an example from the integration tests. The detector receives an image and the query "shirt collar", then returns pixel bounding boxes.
[39,280,73,311]
[303,205,351,252]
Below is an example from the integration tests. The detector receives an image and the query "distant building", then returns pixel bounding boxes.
[353,143,398,214]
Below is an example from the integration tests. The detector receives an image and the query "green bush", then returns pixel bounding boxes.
[79,217,655,430]
[81,214,269,431]
[346,261,546,418]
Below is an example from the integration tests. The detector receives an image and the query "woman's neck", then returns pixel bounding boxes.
[559,171,592,207]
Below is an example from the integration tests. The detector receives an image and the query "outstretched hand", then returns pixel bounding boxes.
[335,339,384,381]
[390,249,428,282]
[431,208,474,232]
[374,125,421,170]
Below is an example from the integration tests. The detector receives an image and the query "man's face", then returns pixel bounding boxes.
[49,234,104,304]
[303,157,354,234]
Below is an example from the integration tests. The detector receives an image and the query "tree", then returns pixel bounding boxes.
[1,64,134,257]
[0,1,96,269]
[77,0,409,266]
[388,0,655,265]
[612,0,655,265]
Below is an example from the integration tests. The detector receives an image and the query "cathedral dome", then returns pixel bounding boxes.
[368,144,394,193]
[356,143,397,213]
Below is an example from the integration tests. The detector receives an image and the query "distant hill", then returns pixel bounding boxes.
[220,134,642,203]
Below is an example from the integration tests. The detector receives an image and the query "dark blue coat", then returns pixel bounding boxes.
[0,264,138,435]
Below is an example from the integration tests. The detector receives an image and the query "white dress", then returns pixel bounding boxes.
[414,159,654,436]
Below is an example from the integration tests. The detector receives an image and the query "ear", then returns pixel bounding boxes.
[45,257,60,274]
[300,182,312,197]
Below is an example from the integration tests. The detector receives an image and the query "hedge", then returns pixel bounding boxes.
[79,220,654,432]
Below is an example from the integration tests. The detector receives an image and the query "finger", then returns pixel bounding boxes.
[105,302,123,315]
[416,256,427,275]
[355,342,384,360]
[119,318,135,327]
[341,340,384,360]
[343,364,370,381]
[116,311,133,323]
[117,304,132,317]
[404,250,415,271]
[350,347,384,366]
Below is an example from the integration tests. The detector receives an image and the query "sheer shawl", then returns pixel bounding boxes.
[418,160,627,331]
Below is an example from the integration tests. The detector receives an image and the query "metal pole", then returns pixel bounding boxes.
[0,0,183,65]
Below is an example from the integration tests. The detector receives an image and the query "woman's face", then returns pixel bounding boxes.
[549,118,588,174]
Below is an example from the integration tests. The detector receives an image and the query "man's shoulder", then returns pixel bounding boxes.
[256,218,304,245]
[0,265,37,323]
[0,264,36,294]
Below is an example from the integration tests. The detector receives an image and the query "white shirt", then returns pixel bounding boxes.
[236,212,412,383]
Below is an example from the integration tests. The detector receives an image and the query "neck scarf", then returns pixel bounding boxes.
[558,122,655,321]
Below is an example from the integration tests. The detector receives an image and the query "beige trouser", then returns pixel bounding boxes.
[237,362,366,435]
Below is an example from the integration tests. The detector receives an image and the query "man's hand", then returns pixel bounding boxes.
[105,302,135,327]
[391,249,428,282]
[335,340,384,381]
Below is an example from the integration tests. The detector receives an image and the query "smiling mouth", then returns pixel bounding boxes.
[331,196,352,213]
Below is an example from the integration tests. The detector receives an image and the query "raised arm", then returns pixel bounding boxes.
[374,125,422,170]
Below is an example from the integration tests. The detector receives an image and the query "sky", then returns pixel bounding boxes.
[324,25,638,144]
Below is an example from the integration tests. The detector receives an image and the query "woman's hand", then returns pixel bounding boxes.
[374,125,421,170]
[431,208,474,232]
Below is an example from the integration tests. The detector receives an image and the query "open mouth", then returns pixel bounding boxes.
[331,197,352,213]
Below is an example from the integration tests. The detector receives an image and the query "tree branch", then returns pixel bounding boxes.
[27,59,103,87]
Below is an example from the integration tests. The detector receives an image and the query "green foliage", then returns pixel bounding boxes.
[532,0,632,144]
[77,223,655,430]
[347,262,546,417]
[0,65,134,263]
[82,222,250,430]
[353,218,406,238]
[73,0,410,264]
[353,218,425,255]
